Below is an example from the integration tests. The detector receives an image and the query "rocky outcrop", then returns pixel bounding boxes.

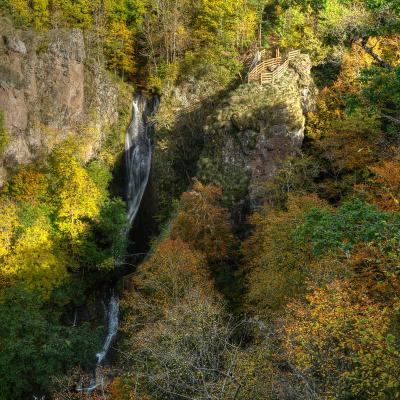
[201,54,317,210]
[0,17,120,186]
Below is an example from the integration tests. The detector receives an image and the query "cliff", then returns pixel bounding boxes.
[0,17,124,186]
[198,54,317,211]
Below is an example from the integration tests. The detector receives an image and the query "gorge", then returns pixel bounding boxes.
[0,1,399,399]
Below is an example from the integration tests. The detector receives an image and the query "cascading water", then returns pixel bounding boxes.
[125,94,157,225]
[79,294,119,392]
[96,295,119,365]
[80,93,158,392]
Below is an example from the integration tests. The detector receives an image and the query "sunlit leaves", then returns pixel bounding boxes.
[53,155,101,239]
[282,281,400,399]
[294,199,400,257]
[2,218,67,297]
[171,180,236,261]
[0,198,19,258]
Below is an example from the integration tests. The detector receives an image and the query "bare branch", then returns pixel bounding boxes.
[360,38,395,71]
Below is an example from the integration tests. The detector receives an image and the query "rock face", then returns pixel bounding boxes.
[202,54,317,211]
[0,17,120,186]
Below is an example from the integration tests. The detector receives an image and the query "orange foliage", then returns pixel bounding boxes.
[171,180,236,261]
[121,238,215,328]
[282,280,400,399]
[8,166,48,204]
[358,160,400,211]
[347,243,400,302]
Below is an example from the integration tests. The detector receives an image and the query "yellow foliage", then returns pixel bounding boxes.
[54,154,101,239]
[282,280,400,399]
[9,0,31,24]
[242,194,328,317]
[0,198,19,259]
[105,20,136,76]
[194,0,256,50]
[2,218,67,297]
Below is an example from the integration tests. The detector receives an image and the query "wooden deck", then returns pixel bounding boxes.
[248,49,301,85]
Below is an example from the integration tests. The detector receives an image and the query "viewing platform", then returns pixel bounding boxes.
[248,48,301,85]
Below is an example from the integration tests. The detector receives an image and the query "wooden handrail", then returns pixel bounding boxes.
[288,49,300,60]
[248,57,282,82]
[248,49,301,85]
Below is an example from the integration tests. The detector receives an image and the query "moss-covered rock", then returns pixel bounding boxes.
[200,54,317,210]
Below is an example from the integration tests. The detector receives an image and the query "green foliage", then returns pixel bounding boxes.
[0,0,147,77]
[197,157,250,207]
[268,0,399,63]
[0,110,9,156]
[294,199,400,256]
[357,66,400,135]
[86,160,113,201]
[80,198,128,270]
[0,134,128,396]
[0,286,101,399]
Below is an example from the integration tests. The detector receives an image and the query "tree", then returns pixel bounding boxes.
[282,280,400,399]
[104,19,136,77]
[120,237,247,399]
[122,238,213,323]
[0,198,19,259]
[171,181,236,262]
[121,288,246,400]
[0,286,101,399]
[364,161,400,210]
[2,217,67,297]
[52,153,101,240]
[242,194,326,317]
[8,166,48,204]
[294,199,400,257]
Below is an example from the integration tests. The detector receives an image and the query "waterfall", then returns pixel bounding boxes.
[125,94,158,225]
[97,93,157,366]
[79,93,158,393]
[95,295,119,365]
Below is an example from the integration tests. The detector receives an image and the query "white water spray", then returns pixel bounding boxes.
[125,94,154,225]
[80,94,158,392]
[96,295,119,365]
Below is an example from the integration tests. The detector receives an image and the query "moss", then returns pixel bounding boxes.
[0,109,10,156]
[36,38,49,55]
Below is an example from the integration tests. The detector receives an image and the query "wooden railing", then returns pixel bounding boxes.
[260,58,289,84]
[248,57,282,83]
[288,49,301,60]
[248,48,301,85]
